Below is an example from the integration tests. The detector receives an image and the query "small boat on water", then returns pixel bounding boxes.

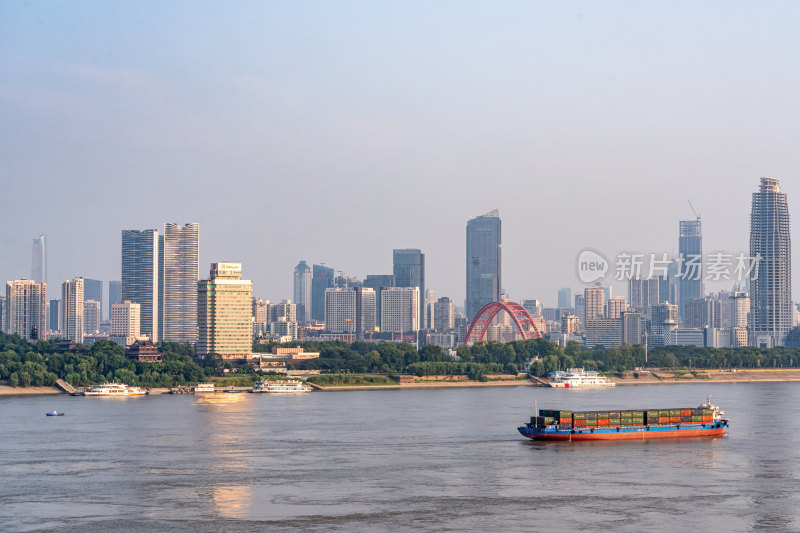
[46,410,64,416]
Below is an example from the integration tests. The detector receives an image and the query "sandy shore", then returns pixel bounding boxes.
[318,379,535,391]
[615,369,800,386]
[0,385,63,396]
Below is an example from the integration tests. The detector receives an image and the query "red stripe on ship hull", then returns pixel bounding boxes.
[523,428,725,441]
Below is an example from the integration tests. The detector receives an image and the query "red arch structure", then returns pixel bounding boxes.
[465,301,543,345]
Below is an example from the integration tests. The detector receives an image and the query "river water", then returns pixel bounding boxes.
[1,383,798,532]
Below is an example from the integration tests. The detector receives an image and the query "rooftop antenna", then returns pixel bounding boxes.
[687,199,701,221]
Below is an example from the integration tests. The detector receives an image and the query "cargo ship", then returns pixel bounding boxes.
[518,396,728,441]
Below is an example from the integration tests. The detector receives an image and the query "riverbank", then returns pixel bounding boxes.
[317,379,535,391]
[614,368,800,385]
[0,384,62,396]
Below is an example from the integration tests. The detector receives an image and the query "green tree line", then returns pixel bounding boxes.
[4,331,800,387]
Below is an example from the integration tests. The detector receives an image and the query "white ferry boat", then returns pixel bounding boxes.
[547,368,616,388]
[252,379,312,393]
[193,383,216,393]
[82,383,149,396]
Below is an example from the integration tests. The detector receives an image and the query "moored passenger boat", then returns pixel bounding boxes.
[518,396,728,441]
[82,383,148,397]
[547,368,615,388]
[252,379,312,393]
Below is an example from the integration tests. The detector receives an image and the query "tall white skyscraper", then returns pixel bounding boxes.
[159,223,199,343]
[324,288,356,334]
[750,177,792,347]
[5,280,47,341]
[122,229,159,341]
[62,277,84,344]
[381,287,420,333]
[293,261,312,323]
[31,234,46,285]
[324,287,376,339]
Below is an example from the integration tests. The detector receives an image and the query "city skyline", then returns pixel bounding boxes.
[3,4,800,308]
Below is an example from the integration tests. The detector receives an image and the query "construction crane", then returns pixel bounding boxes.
[687,199,701,221]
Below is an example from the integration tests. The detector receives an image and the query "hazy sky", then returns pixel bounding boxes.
[2,1,799,308]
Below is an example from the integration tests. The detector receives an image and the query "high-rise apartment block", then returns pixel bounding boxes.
[731,291,750,328]
[622,310,643,345]
[83,299,100,335]
[62,277,84,344]
[685,298,721,329]
[584,286,605,321]
[122,229,159,341]
[4,280,47,341]
[83,279,103,323]
[293,261,312,323]
[750,177,792,347]
[355,287,376,339]
[324,287,377,338]
[362,274,394,328]
[466,210,501,322]
[197,263,253,360]
[523,299,543,318]
[561,314,580,334]
[31,234,46,285]
[381,287,420,333]
[111,300,141,346]
[159,223,199,343]
[393,249,425,328]
[434,297,456,331]
[252,298,270,324]
[324,288,356,334]
[606,296,628,319]
[629,277,660,317]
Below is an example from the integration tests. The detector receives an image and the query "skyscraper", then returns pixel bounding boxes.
[83,300,100,335]
[393,249,425,328]
[31,235,46,285]
[108,280,122,319]
[584,286,605,321]
[122,229,159,342]
[5,280,47,341]
[750,177,792,347]
[62,277,84,344]
[159,223,199,343]
[48,299,59,333]
[362,274,394,328]
[322,288,377,340]
[83,279,103,322]
[434,297,456,331]
[293,261,313,323]
[381,287,420,333]
[311,264,334,321]
[466,210,501,322]
[197,263,252,359]
[678,219,703,322]
[557,288,572,310]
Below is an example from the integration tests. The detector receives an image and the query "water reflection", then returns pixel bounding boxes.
[213,485,253,518]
